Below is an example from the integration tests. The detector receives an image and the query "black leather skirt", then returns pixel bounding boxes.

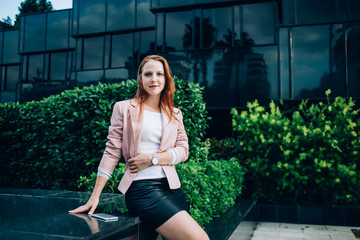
[125,178,190,230]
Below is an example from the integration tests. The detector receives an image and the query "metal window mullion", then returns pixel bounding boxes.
[231,6,234,46]
[288,26,293,99]
[200,9,203,48]
[45,13,48,51]
[344,23,349,98]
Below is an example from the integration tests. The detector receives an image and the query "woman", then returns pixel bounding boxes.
[69,55,209,240]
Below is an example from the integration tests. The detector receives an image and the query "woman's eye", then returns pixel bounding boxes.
[145,73,151,76]
[157,73,163,76]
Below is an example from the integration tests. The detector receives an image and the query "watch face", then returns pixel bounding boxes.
[152,157,159,165]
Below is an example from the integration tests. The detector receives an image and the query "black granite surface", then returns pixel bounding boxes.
[0,188,140,240]
[205,198,257,240]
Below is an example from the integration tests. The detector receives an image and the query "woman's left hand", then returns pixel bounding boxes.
[128,153,152,173]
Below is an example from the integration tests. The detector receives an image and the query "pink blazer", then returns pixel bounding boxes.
[98,99,189,194]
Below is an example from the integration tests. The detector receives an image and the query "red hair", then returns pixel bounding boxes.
[134,55,176,122]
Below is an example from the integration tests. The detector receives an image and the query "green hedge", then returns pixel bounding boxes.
[0,77,209,190]
[77,140,245,227]
[229,90,360,205]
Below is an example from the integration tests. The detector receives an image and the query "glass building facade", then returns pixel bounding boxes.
[0,0,359,136]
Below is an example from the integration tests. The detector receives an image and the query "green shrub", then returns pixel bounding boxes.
[231,90,360,205]
[77,140,245,227]
[0,77,209,190]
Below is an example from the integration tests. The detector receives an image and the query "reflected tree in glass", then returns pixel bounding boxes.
[183,17,216,85]
[296,24,345,99]
[237,32,270,106]
[347,22,360,97]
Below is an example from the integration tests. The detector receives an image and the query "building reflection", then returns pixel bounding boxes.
[1,0,360,137]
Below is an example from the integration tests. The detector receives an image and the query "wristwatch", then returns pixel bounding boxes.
[151,154,159,165]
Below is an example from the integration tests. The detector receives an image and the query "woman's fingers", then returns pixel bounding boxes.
[88,202,98,215]
[88,198,99,215]
[69,205,90,214]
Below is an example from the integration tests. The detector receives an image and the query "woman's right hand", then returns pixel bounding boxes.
[69,195,100,215]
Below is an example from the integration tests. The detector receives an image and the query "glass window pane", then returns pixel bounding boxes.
[163,50,237,108]
[6,65,20,91]
[3,30,20,64]
[28,54,45,83]
[75,39,82,70]
[141,31,155,54]
[78,0,105,34]
[348,0,360,21]
[0,67,2,90]
[104,68,128,83]
[291,25,345,99]
[279,28,290,99]
[72,0,79,34]
[50,52,67,82]
[347,22,360,97]
[1,91,16,103]
[19,16,25,52]
[0,32,2,64]
[77,70,103,87]
[238,46,278,106]
[24,14,46,52]
[334,0,346,21]
[107,0,135,31]
[166,11,192,50]
[296,0,335,24]
[157,0,194,8]
[137,0,155,28]
[111,34,133,68]
[104,35,111,68]
[203,7,232,48]
[243,3,275,46]
[47,10,70,50]
[83,36,104,70]
[234,6,241,45]
[156,12,164,50]
[281,0,295,24]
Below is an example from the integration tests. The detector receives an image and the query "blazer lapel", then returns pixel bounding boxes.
[159,108,175,151]
[128,100,143,156]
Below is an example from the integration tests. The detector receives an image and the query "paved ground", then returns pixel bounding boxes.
[229,221,359,240]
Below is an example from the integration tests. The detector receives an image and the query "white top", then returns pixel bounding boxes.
[134,110,166,180]
[97,110,179,180]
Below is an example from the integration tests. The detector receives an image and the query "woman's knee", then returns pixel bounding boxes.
[156,211,209,240]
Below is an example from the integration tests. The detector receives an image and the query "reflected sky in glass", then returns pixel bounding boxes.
[28,54,44,83]
[137,0,155,28]
[292,24,345,99]
[50,52,67,81]
[24,14,46,52]
[243,3,274,45]
[3,31,20,64]
[107,0,135,31]
[78,0,105,34]
[47,11,70,50]
[203,7,232,47]
[347,22,360,97]
[111,34,133,68]
[6,65,20,91]
[83,37,104,70]
[166,11,192,50]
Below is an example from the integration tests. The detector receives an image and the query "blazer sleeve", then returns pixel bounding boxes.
[173,110,189,163]
[98,101,123,174]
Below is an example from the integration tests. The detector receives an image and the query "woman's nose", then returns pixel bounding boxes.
[150,74,158,82]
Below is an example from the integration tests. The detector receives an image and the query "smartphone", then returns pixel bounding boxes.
[91,213,119,222]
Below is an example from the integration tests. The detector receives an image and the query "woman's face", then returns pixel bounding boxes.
[141,60,165,97]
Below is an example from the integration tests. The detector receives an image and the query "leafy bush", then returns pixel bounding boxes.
[77,140,245,227]
[0,77,209,190]
[230,90,360,205]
